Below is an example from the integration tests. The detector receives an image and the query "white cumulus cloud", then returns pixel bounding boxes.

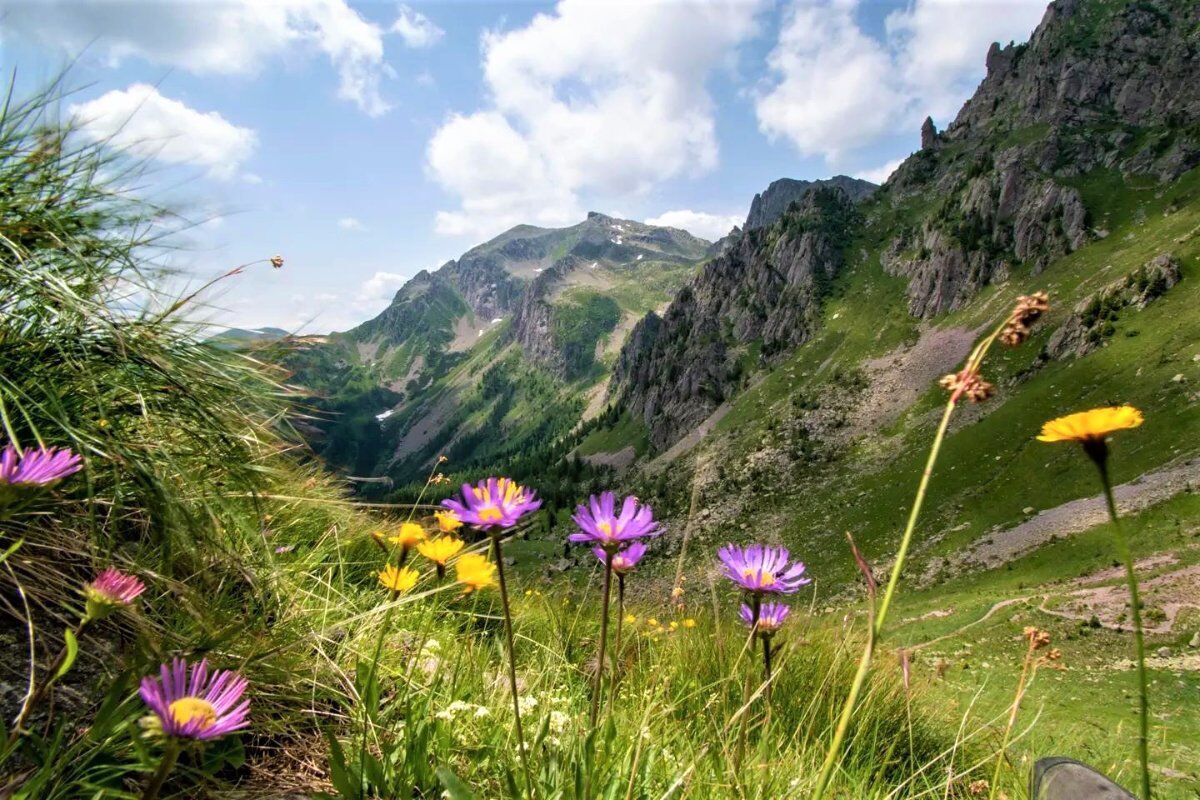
[393,5,444,48]
[357,271,410,304]
[854,157,905,186]
[756,0,1048,164]
[644,210,741,241]
[426,0,766,240]
[3,0,394,116]
[338,217,366,231]
[69,84,257,180]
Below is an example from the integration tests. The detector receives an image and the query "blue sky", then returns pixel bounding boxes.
[0,0,1049,333]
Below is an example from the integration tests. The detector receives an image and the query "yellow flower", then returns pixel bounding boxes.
[682,618,696,628]
[389,521,428,549]
[455,553,497,593]
[669,621,678,630]
[1037,406,1144,443]
[434,510,462,533]
[647,617,659,627]
[378,564,420,594]
[624,614,637,624]
[417,536,464,566]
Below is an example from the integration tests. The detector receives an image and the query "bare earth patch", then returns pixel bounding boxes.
[579,445,637,470]
[946,458,1200,572]
[851,324,978,434]
[1039,563,1200,635]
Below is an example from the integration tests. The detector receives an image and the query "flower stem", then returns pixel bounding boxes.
[988,638,1037,800]
[761,634,773,707]
[358,597,400,800]
[142,740,181,800]
[608,574,625,716]
[812,397,957,800]
[590,553,614,729]
[1095,456,1152,800]
[493,535,535,798]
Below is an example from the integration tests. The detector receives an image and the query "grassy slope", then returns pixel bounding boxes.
[635,165,1200,793]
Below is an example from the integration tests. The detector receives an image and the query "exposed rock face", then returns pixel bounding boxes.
[1046,253,1182,358]
[920,117,939,150]
[510,258,579,376]
[614,187,860,449]
[877,0,1199,318]
[946,0,1200,181]
[882,156,1088,316]
[744,176,875,231]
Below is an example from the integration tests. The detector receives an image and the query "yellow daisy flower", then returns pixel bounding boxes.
[624,614,637,624]
[417,536,465,566]
[455,553,497,593]
[389,521,428,549]
[434,510,463,533]
[378,564,419,594]
[682,618,696,628]
[1038,406,1144,444]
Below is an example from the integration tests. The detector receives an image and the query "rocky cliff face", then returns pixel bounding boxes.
[744,176,876,231]
[875,0,1197,318]
[613,187,860,449]
[949,0,1200,181]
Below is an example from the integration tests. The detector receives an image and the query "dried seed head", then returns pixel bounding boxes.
[270,254,285,269]
[1024,626,1051,649]
[999,291,1049,347]
[1010,291,1050,326]
[940,370,994,403]
[968,779,990,797]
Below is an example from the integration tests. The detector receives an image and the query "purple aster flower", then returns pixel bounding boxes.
[0,444,82,486]
[441,477,542,531]
[717,544,811,595]
[84,568,145,620]
[569,492,660,552]
[139,658,250,741]
[740,602,790,634]
[593,541,647,574]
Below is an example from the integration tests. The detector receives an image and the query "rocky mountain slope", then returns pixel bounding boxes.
[613,187,862,449]
[609,0,1199,453]
[283,213,710,482]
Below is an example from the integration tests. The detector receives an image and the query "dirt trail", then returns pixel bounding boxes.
[947,458,1200,571]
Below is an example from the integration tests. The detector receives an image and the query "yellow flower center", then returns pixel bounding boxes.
[742,568,774,585]
[597,521,614,539]
[168,697,217,730]
[478,506,503,523]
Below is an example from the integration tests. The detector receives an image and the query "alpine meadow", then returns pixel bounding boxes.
[2,1,1200,799]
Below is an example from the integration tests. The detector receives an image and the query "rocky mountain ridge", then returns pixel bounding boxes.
[613,187,861,449]
[743,176,876,231]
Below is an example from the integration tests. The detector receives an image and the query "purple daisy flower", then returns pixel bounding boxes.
[441,477,541,531]
[84,568,145,619]
[717,544,811,595]
[0,444,82,486]
[139,658,250,741]
[593,541,647,574]
[569,492,659,552]
[740,602,790,634]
